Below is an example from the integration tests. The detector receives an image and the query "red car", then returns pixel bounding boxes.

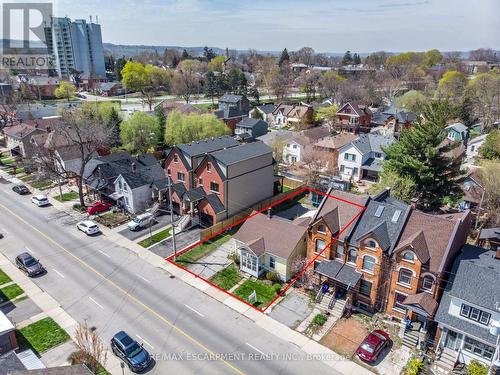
[87,201,112,215]
[356,329,391,362]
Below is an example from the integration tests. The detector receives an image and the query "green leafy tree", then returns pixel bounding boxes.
[438,70,467,98]
[225,68,247,95]
[204,71,224,103]
[422,49,443,68]
[396,90,429,113]
[171,59,202,103]
[466,360,488,375]
[55,81,77,101]
[164,111,231,145]
[381,101,464,210]
[278,48,290,66]
[479,129,500,160]
[114,57,127,81]
[466,70,500,129]
[314,104,339,130]
[478,161,500,226]
[370,170,417,203]
[320,70,346,100]
[120,112,161,153]
[121,61,150,92]
[207,55,226,73]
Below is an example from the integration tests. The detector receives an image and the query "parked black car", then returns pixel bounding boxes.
[12,185,30,195]
[15,252,44,277]
[111,331,151,372]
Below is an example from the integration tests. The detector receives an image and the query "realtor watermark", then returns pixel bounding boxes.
[1,2,55,70]
[151,351,350,362]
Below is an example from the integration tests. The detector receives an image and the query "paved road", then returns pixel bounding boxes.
[0,182,340,375]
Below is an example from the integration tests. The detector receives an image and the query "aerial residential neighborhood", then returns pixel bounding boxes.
[0,1,499,375]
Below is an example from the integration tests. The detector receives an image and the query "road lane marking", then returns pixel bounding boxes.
[0,201,244,375]
[98,250,111,258]
[52,268,65,278]
[184,304,205,317]
[246,343,265,356]
[136,334,154,349]
[135,273,151,284]
[88,297,104,309]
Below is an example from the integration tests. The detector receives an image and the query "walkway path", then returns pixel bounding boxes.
[189,238,235,279]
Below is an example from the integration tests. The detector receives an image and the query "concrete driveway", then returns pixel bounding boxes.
[269,290,313,328]
[149,226,201,259]
[188,238,235,279]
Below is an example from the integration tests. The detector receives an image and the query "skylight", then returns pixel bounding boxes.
[392,210,402,223]
[374,206,384,217]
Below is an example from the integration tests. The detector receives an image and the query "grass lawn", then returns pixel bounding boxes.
[54,191,79,202]
[6,166,24,175]
[19,174,35,182]
[95,211,129,228]
[175,230,234,265]
[138,227,172,248]
[17,317,70,354]
[282,185,293,193]
[31,180,53,190]
[0,268,12,286]
[0,283,24,302]
[193,103,218,110]
[234,279,279,307]
[209,265,242,290]
[0,158,14,165]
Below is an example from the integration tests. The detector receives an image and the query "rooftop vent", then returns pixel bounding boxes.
[392,210,401,223]
[374,205,384,217]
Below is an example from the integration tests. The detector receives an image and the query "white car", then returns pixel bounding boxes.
[127,213,154,231]
[31,195,50,207]
[76,220,100,235]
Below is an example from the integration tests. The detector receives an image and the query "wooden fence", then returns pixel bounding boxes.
[199,184,306,240]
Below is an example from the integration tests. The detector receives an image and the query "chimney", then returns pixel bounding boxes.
[267,208,272,219]
[410,198,418,210]
[131,162,137,173]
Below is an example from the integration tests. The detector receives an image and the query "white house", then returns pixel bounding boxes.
[282,127,330,164]
[466,134,488,162]
[113,164,164,214]
[434,245,500,371]
[338,133,396,182]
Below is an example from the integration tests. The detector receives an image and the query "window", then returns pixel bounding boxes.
[348,248,357,264]
[173,154,178,162]
[471,145,475,152]
[463,337,495,360]
[177,172,185,182]
[269,256,275,269]
[353,167,358,175]
[198,178,203,186]
[210,182,219,193]
[362,256,376,272]
[359,279,372,297]
[124,197,129,205]
[365,240,377,248]
[349,117,359,125]
[291,156,297,163]
[398,268,413,286]
[293,144,298,149]
[123,183,128,191]
[421,276,434,291]
[118,180,122,190]
[167,169,171,176]
[394,291,407,311]
[340,165,345,172]
[403,252,415,261]
[241,251,257,272]
[315,239,326,253]
[460,303,491,325]
[336,245,344,259]
[317,225,326,234]
[344,153,356,161]
[207,163,212,172]
[375,152,382,158]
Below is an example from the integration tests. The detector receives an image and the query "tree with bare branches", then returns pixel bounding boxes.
[69,321,108,374]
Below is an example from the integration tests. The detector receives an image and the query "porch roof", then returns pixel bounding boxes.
[402,292,438,317]
[315,260,361,288]
[361,157,383,172]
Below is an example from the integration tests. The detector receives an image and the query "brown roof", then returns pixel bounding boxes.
[439,138,466,160]
[338,101,372,116]
[3,118,61,139]
[159,101,203,115]
[234,211,307,259]
[395,210,465,272]
[272,103,311,119]
[314,133,357,150]
[403,292,438,316]
[312,189,368,241]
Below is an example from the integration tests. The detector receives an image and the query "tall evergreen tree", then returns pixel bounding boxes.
[342,50,353,65]
[278,48,290,66]
[380,101,464,211]
[353,53,362,65]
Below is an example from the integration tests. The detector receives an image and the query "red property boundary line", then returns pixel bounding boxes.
[166,187,366,313]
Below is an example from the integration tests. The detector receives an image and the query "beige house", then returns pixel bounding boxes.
[233,211,309,281]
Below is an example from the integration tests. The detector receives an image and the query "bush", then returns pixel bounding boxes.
[227,252,240,266]
[467,360,488,375]
[312,314,327,326]
[272,283,282,293]
[265,271,280,283]
[403,357,423,375]
[72,204,86,213]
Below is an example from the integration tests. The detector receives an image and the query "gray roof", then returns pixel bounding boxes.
[371,102,416,125]
[315,261,362,288]
[350,133,396,154]
[219,94,244,103]
[434,245,500,345]
[256,104,275,114]
[236,118,268,129]
[256,130,294,146]
[349,189,411,253]
[478,227,500,241]
[205,193,225,213]
[176,136,239,158]
[183,187,206,202]
[119,164,164,189]
[0,352,26,375]
[361,157,384,172]
[446,122,468,133]
[210,141,271,166]
[214,107,245,119]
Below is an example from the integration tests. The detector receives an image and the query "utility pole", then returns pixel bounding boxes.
[167,178,177,261]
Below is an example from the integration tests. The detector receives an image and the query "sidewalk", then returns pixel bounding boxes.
[1,169,374,374]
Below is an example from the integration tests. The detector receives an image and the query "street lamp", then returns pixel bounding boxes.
[154,177,177,260]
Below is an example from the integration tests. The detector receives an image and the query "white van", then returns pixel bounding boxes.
[127,213,154,231]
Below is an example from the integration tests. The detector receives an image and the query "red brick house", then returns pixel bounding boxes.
[308,188,471,326]
[335,101,373,134]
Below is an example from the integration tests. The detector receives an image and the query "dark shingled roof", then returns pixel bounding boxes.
[183,187,206,202]
[256,104,275,114]
[118,164,165,189]
[350,133,396,154]
[403,292,438,317]
[0,351,26,374]
[205,193,225,214]
[434,245,500,345]
[176,136,240,158]
[478,227,500,241]
[236,117,268,129]
[214,107,245,119]
[210,141,271,166]
[315,261,362,288]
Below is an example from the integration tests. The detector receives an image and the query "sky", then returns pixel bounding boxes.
[12,0,500,52]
